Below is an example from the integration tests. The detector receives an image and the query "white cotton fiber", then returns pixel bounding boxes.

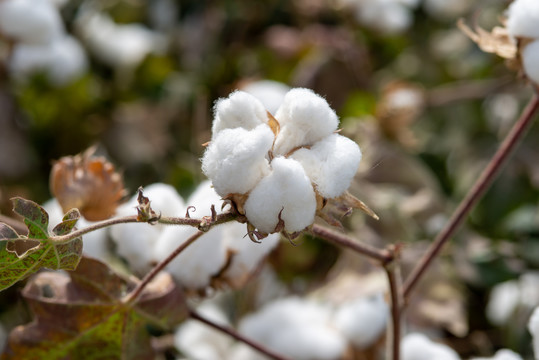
[10,35,88,86]
[202,125,273,196]
[0,0,63,44]
[244,157,317,233]
[238,297,347,360]
[333,293,389,349]
[174,301,232,360]
[486,280,520,326]
[111,183,185,274]
[222,223,281,285]
[506,0,539,39]
[528,306,539,360]
[401,333,461,360]
[522,40,539,86]
[273,88,339,155]
[470,349,523,360]
[291,133,361,198]
[212,91,270,137]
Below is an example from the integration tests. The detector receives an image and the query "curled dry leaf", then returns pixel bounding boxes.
[50,146,127,221]
[2,258,188,359]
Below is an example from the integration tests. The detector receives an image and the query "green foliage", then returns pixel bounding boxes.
[0,198,83,291]
[2,258,188,359]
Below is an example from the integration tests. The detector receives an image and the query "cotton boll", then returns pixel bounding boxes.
[423,0,471,21]
[75,10,166,69]
[0,0,63,44]
[528,306,539,360]
[222,223,281,286]
[244,157,317,233]
[470,349,523,360]
[211,91,270,137]
[274,88,339,155]
[291,134,361,199]
[486,280,520,326]
[506,0,539,39]
[202,125,273,196]
[401,333,461,360]
[522,40,539,86]
[241,80,291,115]
[9,35,87,86]
[174,301,232,360]
[110,183,185,274]
[333,293,389,349]
[154,224,228,289]
[239,297,347,360]
[226,343,267,360]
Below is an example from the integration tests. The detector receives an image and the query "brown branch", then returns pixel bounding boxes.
[402,93,539,302]
[189,309,293,360]
[385,255,401,360]
[123,230,204,304]
[311,224,393,264]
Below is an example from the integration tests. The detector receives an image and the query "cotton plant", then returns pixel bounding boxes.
[0,0,87,85]
[202,88,373,241]
[111,181,281,290]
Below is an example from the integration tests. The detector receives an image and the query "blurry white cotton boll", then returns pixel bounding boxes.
[506,0,539,39]
[0,0,63,44]
[470,349,523,360]
[521,40,539,85]
[75,9,167,69]
[529,306,539,360]
[333,293,389,349]
[111,183,185,274]
[239,297,347,360]
[486,280,520,326]
[241,80,291,115]
[174,301,232,360]
[42,198,110,261]
[401,333,461,360]
[9,35,88,86]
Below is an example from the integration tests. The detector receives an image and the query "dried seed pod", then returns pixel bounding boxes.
[50,146,126,221]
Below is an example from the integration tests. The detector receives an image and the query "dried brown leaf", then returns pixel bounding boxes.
[457,19,517,59]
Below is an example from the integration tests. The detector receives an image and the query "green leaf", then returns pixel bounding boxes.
[3,258,188,360]
[0,199,83,292]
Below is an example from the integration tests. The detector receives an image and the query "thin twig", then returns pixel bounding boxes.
[402,93,539,302]
[51,215,141,243]
[189,309,293,360]
[311,224,393,264]
[385,256,401,360]
[123,230,204,304]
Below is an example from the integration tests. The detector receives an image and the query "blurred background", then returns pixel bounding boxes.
[1,0,539,358]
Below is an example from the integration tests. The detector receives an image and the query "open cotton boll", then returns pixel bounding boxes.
[0,0,63,44]
[221,223,281,286]
[202,125,273,196]
[522,40,539,86]
[273,88,339,155]
[528,306,539,360]
[239,297,347,360]
[174,301,232,360]
[211,91,270,137]
[401,333,461,360]
[9,35,88,86]
[506,0,539,39]
[75,10,166,69]
[355,1,412,35]
[291,133,361,198]
[241,80,291,115]
[244,157,316,233]
[470,349,523,360]
[486,280,520,326]
[111,183,185,274]
[333,293,389,349]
